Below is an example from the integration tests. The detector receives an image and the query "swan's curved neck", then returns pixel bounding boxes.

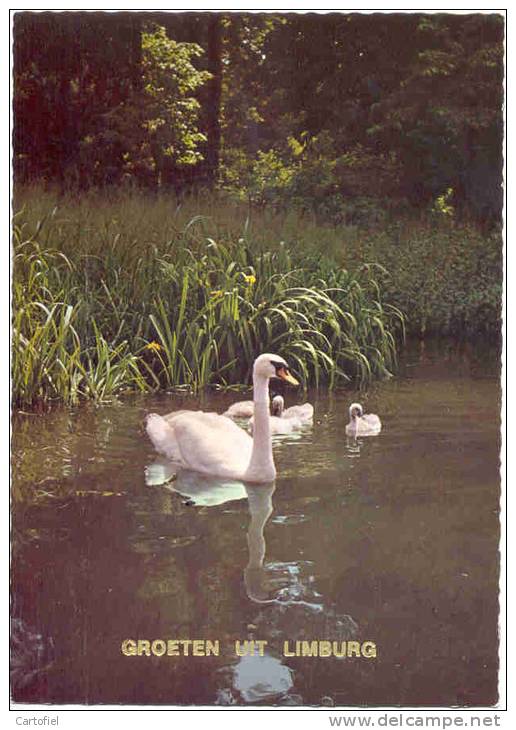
[253,372,270,404]
[244,374,276,481]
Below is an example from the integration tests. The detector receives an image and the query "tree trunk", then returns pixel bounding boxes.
[130,15,142,91]
[205,14,222,185]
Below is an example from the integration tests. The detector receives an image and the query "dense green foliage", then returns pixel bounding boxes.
[12,188,407,407]
[12,13,504,406]
[13,187,502,407]
[14,12,504,225]
[80,27,212,187]
[347,223,502,338]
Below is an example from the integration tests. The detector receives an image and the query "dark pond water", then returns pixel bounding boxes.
[11,342,501,707]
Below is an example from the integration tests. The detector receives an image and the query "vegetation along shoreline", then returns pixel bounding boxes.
[12,12,503,409]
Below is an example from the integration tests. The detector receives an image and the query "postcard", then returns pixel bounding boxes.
[10,9,504,709]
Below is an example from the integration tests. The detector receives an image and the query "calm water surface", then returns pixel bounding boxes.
[11,342,501,706]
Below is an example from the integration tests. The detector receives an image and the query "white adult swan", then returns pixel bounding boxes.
[146,354,299,483]
[345,402,382,436]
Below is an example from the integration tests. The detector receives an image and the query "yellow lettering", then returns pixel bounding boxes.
[192,640,205,656]
[167,640,179,656]
[319,641,332,657]
[255,640,268,656]
[362,641,377,658]
[179,639,192,655]
[301,640,319,656]
[121,639,137,656]
[283,641,296,657]
[235,640,246,656]
[137,640,151,656]
[151,639,166,656]
[333,641,346,658]
[205,640,220,656]
[347,641,361,657]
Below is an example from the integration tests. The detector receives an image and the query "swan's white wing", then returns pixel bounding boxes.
[270,416,303,434]
[363,414,382,433]
[223,400,255,419]
[283,403,314,422]
[346,414,382,436]
[172,412,253,479]
[249,415,303,435]
[163,409,201,425]
[269,416,293,435]
[146,414,184,462]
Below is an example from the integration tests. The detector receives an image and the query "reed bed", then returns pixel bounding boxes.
[12,187,406,407]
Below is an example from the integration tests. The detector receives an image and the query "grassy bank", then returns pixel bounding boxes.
[12,186,501,407]
[348,222,502,340]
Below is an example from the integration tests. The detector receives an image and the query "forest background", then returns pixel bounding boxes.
[12,11,505,406]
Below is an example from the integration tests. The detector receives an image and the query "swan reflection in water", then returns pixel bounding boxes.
[145,458,358,618]
[145,462,295,703]
[145,458,277,599]
[145,458,249,507]
[345,434,363,458]
[146,460,319,602]
[145,460,358,704]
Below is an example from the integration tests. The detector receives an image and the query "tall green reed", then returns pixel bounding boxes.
[12,222,148,406]
[12,188,405,407]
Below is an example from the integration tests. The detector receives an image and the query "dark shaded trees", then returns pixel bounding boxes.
[13,13,142,185]
[13,13,211,188]
[366,14,504,221]
[204,14,222,183]
[13,11,504,223]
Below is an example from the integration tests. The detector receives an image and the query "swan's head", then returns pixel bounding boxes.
[271,394,285,416]
[253,354,299,385]
[349,402,363,419]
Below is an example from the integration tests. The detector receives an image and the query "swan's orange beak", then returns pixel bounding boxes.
[277,367,299,386]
